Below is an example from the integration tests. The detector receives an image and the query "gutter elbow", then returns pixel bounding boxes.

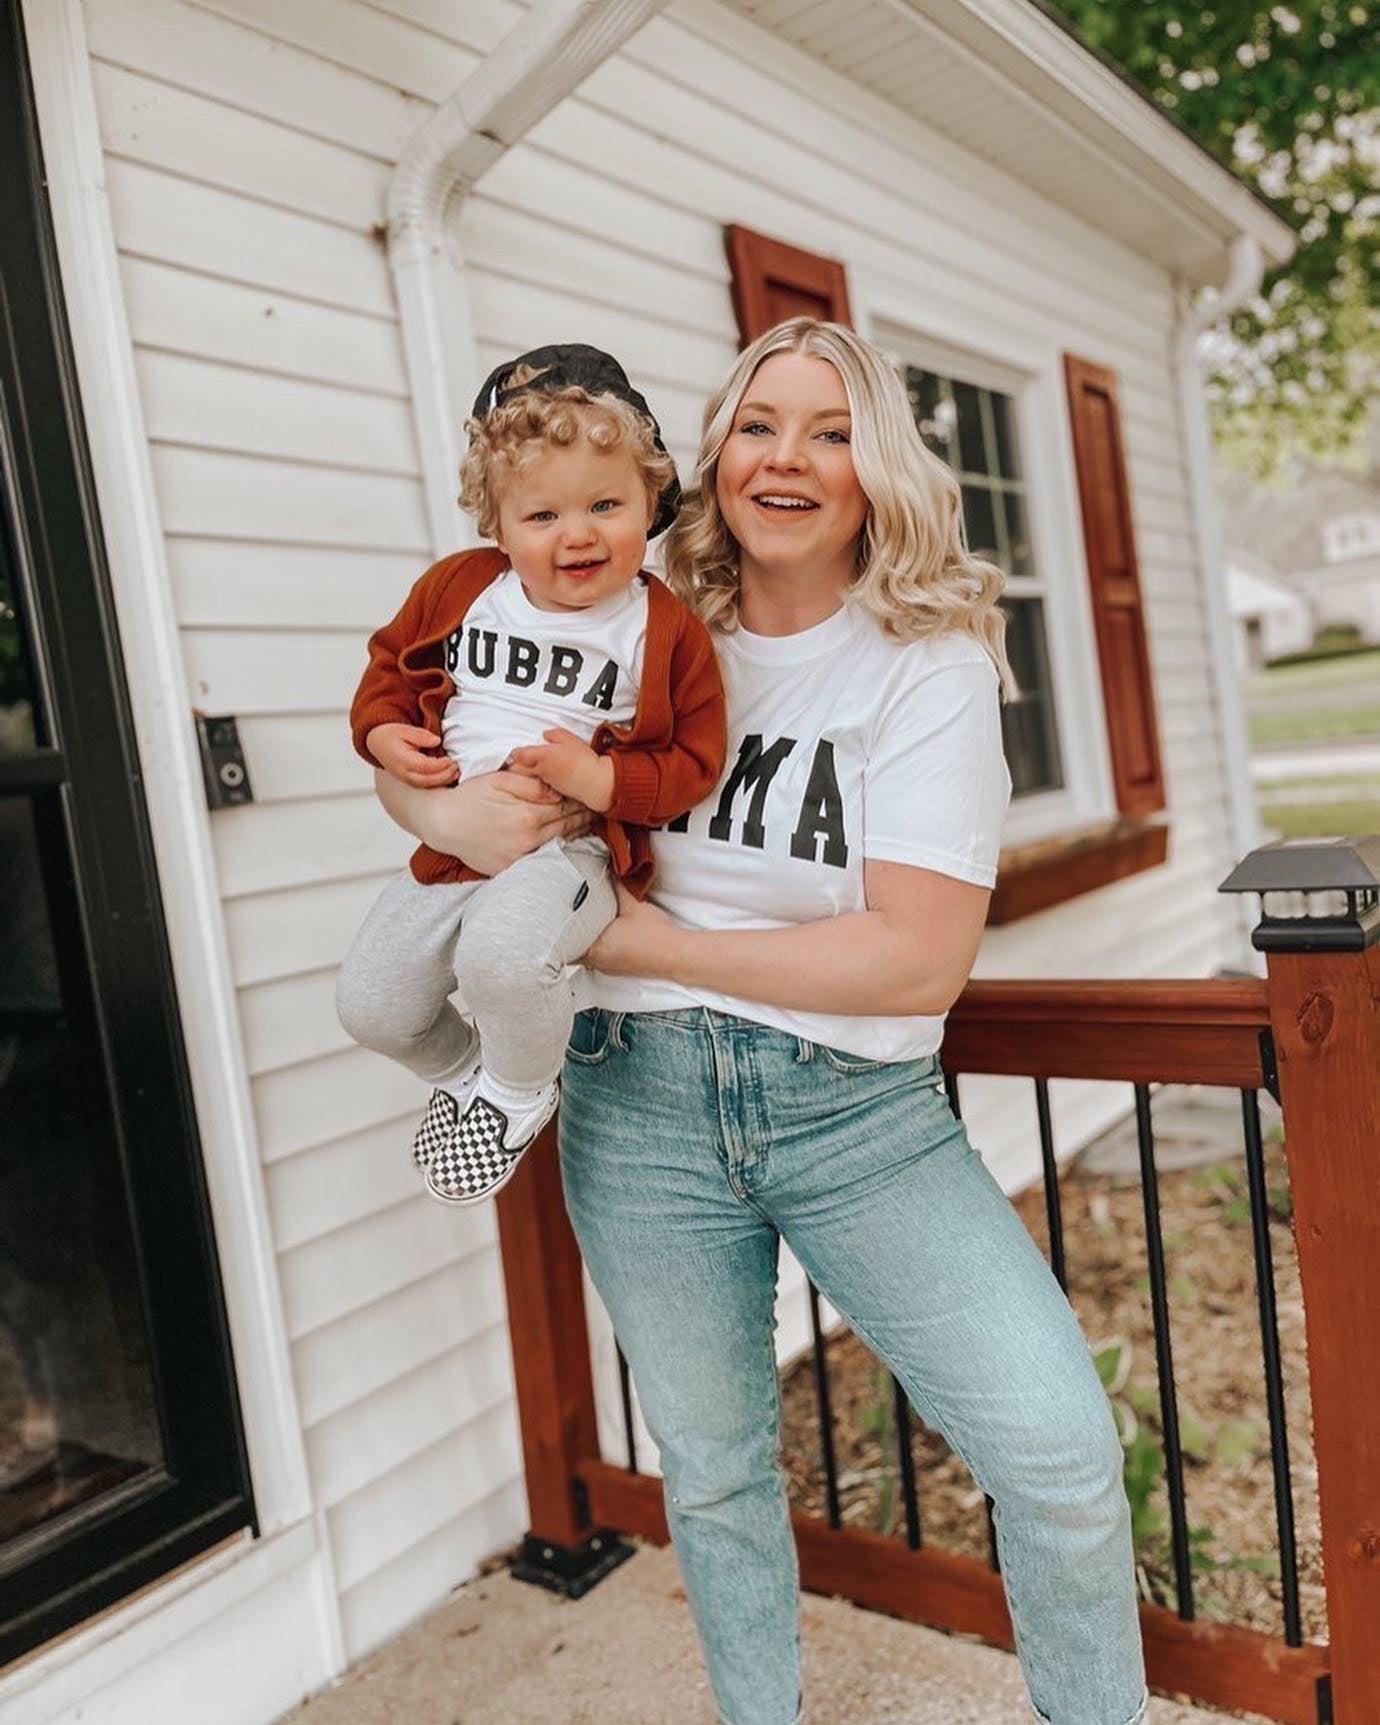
[1178,233,1265,342]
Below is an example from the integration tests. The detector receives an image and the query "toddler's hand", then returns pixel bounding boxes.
[366,723,459,788]
[508,728,616,812]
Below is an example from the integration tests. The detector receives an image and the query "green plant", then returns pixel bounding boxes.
[1049,0,1379,478]
[1092,1338,1273,1606]
[1122,1423,1166,1557]
[1194,1162,1253,1226]
[860,1365,897,1536]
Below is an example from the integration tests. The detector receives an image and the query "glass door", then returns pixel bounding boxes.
[1,0,253,1663]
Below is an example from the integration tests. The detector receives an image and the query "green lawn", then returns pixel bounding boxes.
[1254,771,1380,794]
[1248,648,1380,831]
[1259,798,1380,840]
[1250,703,1380,747]
[1243,647,1380,697]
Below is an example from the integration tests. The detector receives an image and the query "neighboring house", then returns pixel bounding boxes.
[1222,454,1380,647]
[1297,510,1380,642]
[1226,554,1312,673]
[1,0,1293,1720]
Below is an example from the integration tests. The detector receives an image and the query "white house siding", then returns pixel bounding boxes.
[1301,556,1380,640]
[71,0,1247,1664]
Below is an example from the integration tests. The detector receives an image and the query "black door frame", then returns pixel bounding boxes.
[1,0,255,1665]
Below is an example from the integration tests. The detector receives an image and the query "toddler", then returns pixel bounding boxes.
[337,345,726,1204]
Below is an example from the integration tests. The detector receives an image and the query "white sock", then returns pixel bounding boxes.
[473,1068,558,1148]
[434,1047,481,1105]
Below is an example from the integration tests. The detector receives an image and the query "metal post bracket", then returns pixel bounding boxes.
[510,1528,635,1600]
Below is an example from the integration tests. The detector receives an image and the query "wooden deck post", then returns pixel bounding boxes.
[1222,838,1380,1719]
[494,1120,632,1596]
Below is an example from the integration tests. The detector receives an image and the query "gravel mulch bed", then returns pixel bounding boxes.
[780,1105,1324,1665]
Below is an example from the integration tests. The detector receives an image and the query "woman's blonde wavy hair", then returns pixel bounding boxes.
[663,317,1013,693]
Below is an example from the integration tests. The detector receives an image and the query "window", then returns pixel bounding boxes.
[722,226,1170,916]
[905,367,1063,800]
[1323,512,1380,564]
[1,10,252,1662]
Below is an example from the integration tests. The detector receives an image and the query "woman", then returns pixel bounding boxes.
[378,318,1146,1725]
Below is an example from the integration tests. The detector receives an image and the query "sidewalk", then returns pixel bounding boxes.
[281,1543,1259,1725]
[1251,739,1380,779]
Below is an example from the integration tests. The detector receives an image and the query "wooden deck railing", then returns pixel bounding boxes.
[495,842,1380,1722]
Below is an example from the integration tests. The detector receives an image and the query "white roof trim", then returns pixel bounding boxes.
[918,0,1296,273]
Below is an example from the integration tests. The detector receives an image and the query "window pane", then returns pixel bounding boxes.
[961,483,1000,563]
[0,534,37,755]
[905,368,954,460]
[1001,598,1063,796]
[0,796,164,1549]
[953,381,987,475]
[1001,490,1033,579]
[903,363,1064,803]
[989,392,1019,479]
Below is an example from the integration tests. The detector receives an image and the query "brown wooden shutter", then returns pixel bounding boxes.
[1063,354,1167,818]
[725,224,852,344]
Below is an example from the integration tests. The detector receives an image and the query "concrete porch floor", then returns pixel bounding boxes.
[281,1542,1259,1725]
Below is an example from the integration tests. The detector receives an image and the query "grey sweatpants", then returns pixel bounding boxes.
[335,836,616,1092]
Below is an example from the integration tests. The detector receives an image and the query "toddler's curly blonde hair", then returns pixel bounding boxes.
[460,367,676,541]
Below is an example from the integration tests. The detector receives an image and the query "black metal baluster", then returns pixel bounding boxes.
[891,1374,922,1549]
[1135,1083,1194,1619]
[616,1343,638,1473]
[1241,1088,1303,1645]
[984,1498,1001,1570]
[1035,1078,1067,1291]
[808,1280,843,1529]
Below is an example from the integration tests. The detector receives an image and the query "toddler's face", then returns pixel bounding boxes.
[494,442,653,613]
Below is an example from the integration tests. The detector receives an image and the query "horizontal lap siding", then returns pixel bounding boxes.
[84,0,521,1662]
[85,0,1239,1660]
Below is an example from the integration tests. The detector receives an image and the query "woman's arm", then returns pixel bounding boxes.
[589,859,990,1018]
[375,768,590,876]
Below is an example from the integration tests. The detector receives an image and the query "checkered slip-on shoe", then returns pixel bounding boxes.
[411,1089,459,1171]
[411,1050,482,1171]
[424,1084,559,1207]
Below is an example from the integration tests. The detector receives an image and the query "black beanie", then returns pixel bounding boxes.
[470,343,682,539]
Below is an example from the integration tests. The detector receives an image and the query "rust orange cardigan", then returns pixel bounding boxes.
[350,547,727,896]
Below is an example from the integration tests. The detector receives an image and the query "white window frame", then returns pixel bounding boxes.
[855,280,1116,848]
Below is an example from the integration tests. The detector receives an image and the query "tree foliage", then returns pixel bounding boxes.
[1048,0,1378,478]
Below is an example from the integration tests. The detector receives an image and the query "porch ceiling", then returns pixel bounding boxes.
[722,0,1297,290]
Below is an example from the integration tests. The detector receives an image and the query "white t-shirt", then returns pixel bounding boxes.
[441,569,647,777]
[580,602,1011,1061]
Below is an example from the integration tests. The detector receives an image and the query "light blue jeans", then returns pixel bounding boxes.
[559,1008,1147,1725]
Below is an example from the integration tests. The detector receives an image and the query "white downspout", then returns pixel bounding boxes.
[1172,234,1268,948]
[386,0,670,555]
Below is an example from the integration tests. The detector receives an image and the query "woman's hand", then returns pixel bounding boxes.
[374,767,590,875]
[584,881,685,978]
